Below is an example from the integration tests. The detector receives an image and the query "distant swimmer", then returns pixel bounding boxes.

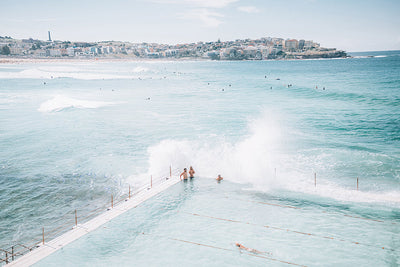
[189,166,195,179]
[180,168,188,181]
[216,174,223,182]
[235,243,267,255]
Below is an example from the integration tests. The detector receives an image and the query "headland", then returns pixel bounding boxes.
[0,35,347,61]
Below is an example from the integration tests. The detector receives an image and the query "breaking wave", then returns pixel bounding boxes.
[144,112,400,207]
[0,67,136,80]
[38,95,117,112]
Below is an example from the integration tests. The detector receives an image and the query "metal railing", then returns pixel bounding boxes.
[0,166,181,265]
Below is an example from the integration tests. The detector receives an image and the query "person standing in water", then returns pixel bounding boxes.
[189,166,195,179]
[180,168,188,181]
[216,174,223,182]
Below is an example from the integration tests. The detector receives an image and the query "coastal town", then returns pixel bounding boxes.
[0,33,347,60]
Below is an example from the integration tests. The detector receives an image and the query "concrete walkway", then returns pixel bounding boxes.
[8,176,181,267]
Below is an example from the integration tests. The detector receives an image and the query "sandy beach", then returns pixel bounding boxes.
[0,56,210,64]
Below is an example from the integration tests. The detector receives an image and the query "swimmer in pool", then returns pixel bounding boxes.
[180,168,188,181]
[235,243,263,254]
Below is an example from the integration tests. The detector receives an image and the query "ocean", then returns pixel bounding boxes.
[0,51,399,265]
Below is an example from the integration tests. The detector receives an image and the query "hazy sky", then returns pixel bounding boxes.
[1,0,399,52]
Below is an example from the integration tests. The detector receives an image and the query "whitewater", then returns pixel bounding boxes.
[0,52,399,265]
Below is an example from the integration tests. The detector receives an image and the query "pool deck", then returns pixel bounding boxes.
[7,176,181,267]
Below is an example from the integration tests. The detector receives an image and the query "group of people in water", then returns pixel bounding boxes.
[179,166,223,182]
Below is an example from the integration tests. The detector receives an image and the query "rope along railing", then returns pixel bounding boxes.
[0,166,181,266]
[224,197,396,225]
[178,211,398,252]
[137,232,306,267]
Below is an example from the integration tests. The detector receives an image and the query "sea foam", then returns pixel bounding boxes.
[144,112,400,206]
[38,95,117,112]
[0,67,136,80]
[132,66,149,73]
[146,112,282,189]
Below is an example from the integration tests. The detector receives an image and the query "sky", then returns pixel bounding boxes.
[1,0,399,52]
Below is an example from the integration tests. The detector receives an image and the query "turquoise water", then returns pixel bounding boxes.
[36,179,400,267]
[0,51,400,265]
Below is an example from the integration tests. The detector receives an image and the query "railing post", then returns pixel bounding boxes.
[314,173,316,188]
[42,227,45,245]
[12,246,14,261]
[5,251,8,264]
[170,166,172,178]
[357,177,359,191]
[75,209,78,226]
[129,185,131,199]
[111,194,113,208]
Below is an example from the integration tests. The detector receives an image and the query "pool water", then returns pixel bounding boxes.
[35,177,400,266]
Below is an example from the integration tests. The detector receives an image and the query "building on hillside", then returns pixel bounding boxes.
[48,49,61,57]
[285,39,298,51]
[304,40,314,50]
[298,39,305,50]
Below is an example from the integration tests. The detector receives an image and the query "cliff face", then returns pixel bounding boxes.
[299,50,348,59]
[217,48,348,61]
[262,50,348,60]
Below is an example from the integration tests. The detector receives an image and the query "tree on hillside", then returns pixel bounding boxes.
[1,45,10,55]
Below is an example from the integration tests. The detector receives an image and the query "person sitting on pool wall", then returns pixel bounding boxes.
[180,168,188,181]
[189,166,195,179]
[216,174,223,182]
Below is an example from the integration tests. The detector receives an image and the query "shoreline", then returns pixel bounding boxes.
[0,56,350,65]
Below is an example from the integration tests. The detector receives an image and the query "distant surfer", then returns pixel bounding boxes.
[180,168,188,181]
[189,166,195,179]
[216,174,223,182]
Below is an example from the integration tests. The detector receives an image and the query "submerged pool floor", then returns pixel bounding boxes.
[35,178,399,266]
